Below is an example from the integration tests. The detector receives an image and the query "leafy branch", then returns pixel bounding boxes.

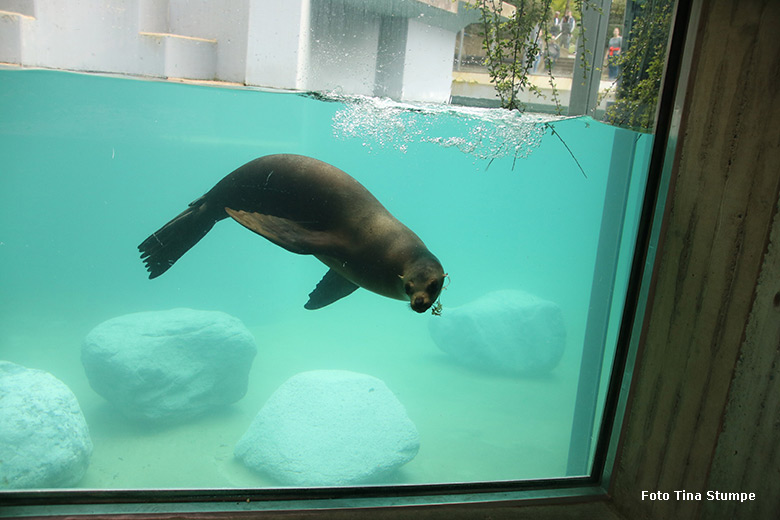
[604,0,673,131]
[473,0,559,112]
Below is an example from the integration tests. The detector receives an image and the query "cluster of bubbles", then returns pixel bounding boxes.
[328,94,568,162]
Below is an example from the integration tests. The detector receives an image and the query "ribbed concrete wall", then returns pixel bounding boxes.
[611,1,780,518]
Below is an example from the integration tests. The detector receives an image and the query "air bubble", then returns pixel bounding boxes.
[331,94,568,161]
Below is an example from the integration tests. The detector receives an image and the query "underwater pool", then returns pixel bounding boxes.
[0,68,651,490]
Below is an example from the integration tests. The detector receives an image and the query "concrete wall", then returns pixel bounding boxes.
[308,0,381,96]
[0,0,475,102]
[402,19,456,103]
[0,9,31,64]
[167,0,250,82]
[0,0,33,16]
[302,0,460,102]
[374,15,407,98]
[610,0,780,518]
[0,0,222,79]
[7,0,158,76]
[138,0,168,33]
[245,0,311,90]
[304,0,458,102]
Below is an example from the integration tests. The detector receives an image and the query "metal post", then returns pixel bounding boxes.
[568,0,612,116]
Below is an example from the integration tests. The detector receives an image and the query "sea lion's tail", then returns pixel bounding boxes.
[138,197,217,279]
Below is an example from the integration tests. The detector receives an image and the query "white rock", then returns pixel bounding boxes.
[428,290,566,375]
[235,370,419,486]
[82,308,257,422]
[0,361,93,489]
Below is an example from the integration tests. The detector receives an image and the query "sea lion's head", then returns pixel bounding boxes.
[402,257,446,313]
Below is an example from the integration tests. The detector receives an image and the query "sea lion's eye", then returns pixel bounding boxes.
[404,282,413,295]
[427,281,440,294]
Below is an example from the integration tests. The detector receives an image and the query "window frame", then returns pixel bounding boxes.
[0,0,697,514]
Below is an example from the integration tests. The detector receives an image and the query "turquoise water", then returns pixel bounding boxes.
[0,69,651,489]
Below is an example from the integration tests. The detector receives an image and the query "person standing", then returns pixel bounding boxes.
[561,10,576,51]
[607,27,623,80]
[550,11,562,38]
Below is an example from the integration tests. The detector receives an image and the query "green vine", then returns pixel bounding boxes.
[470,1,599,114]
[472,0,559,112]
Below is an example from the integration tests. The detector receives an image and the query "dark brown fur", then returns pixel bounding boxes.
[138,154,445,312]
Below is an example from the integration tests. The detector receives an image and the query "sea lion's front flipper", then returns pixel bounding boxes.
[305,269,359,310]
[225,208,337,255]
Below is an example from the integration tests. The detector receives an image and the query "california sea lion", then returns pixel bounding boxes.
[139,154,446,313]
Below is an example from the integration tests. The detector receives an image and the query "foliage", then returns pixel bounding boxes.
[471,1,597,114]
[608,0,626,29]
[472,0,559,112]
[472,0,674,132]
[604,0,674,130]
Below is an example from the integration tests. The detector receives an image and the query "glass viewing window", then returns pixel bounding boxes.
[0,0,691,514]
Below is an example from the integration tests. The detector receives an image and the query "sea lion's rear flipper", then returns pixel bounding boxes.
[225,208,339,255]
[139,198,217,279]
[304,269,359,310]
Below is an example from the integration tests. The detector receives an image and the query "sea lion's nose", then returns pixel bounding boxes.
[411,295,429,313]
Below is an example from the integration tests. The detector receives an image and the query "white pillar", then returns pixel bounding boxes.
[245,0,311,90]
[400,19,456,103]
